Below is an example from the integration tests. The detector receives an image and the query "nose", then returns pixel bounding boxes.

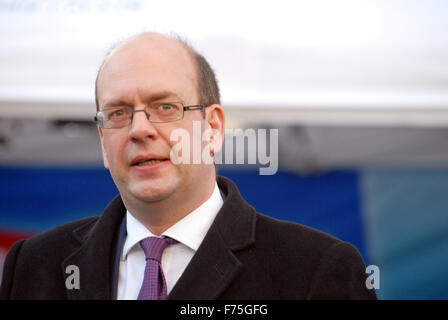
[128,108,158,142]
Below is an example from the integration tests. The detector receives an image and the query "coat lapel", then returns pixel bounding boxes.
[60,176,256,300]
[166,223,242,299]
[61,195,126,300]
[167,176,257,299]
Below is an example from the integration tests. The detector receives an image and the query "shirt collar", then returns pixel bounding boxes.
[121,182,224,260]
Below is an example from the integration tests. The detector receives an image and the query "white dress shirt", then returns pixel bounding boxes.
[116,182,224,300]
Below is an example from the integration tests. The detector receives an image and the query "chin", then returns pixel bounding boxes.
[135,192,173,203]
[129,181,178,203]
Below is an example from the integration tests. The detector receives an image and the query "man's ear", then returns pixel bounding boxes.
[205,104,225,155]
[98,126,110,169]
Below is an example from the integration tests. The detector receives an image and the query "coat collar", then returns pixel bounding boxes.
[167,176,257,299]
[211,175,257,252]
[61,176,256,300]
[62,195,126,300]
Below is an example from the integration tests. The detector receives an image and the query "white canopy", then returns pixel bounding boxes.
[1,0,448,126]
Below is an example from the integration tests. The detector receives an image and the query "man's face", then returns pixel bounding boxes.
[96,35,214,205]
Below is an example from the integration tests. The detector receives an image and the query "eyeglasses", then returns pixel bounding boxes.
[94,102,206,129]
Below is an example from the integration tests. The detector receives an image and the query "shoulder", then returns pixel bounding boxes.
[12,216,99,259]
[0,216,100,299]
[253,212,376,299]
[254,212,343,252]
[253,212,365,276]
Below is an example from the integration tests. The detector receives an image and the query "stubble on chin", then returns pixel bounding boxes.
[127,175,182,204]
[131,187,177,203]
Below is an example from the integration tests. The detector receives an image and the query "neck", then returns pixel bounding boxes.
[122,173,216,236]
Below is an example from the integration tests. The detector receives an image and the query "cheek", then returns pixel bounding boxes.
[160,126,186,152]
[103,136,127,168]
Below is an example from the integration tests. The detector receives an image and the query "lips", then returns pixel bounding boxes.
[135,159,165,166]
[131,155,169,166]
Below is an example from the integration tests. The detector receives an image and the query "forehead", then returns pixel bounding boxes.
[97,34,198,106]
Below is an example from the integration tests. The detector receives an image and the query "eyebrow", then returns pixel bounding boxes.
[102,91,181,109]
[102,100,130,108]
[144,91,178,102]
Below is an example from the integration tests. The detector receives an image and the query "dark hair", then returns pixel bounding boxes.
[189,47,221,107]
[94,33,220,111]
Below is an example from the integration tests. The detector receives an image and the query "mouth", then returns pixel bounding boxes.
[131,157,170,167]
[134,159,167,166]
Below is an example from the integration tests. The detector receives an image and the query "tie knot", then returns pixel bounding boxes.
[139,236,178,262]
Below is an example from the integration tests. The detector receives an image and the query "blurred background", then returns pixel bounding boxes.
[1,0,448,299]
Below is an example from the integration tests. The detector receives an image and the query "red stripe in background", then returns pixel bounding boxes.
[0,229,35,253]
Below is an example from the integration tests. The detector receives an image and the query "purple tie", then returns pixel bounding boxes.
[137,236,178,300]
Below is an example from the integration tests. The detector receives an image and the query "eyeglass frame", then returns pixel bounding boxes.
[94,102,208,129]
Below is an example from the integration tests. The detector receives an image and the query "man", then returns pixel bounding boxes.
[0,32,377,300]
